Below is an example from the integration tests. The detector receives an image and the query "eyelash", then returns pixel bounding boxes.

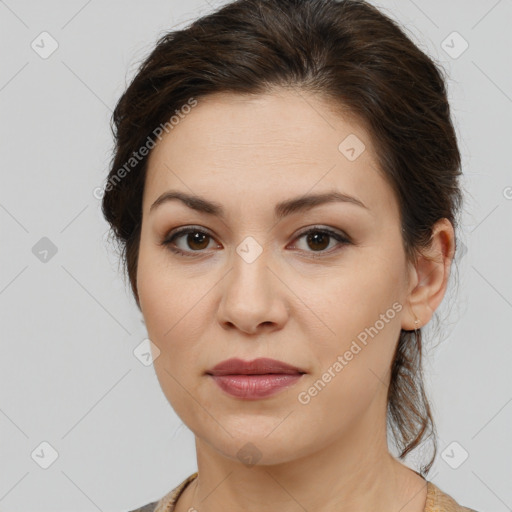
[159,225,352,259]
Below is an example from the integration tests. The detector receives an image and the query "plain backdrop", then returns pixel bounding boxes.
[0,1,511,511]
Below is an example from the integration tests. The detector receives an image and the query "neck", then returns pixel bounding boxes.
[179,408,428,512]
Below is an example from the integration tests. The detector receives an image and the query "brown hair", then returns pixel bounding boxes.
[101,0,463,475]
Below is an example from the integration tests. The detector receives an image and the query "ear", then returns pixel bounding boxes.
[402,218,456,331]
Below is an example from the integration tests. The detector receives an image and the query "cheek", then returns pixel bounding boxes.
[137,243,209,372]
[294,302,401,441]
[138,266,209,421]
[137,237,186,338]
[300,248,405,391]
[303,249,404,334]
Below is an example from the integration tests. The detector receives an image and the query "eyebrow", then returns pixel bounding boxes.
[149,189,369,219]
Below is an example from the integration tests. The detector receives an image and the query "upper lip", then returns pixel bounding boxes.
[206,357,306,376]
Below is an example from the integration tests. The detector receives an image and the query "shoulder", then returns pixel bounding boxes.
[128,503,159,512]
[129,475,482,512]
[127,472,198,512]
[425,481,480,512]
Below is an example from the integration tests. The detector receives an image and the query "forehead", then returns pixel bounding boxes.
[143,90,397,219]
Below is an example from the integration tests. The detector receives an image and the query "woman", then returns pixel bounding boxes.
[101,1,479,511]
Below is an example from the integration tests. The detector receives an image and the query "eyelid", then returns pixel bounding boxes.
[288,225,351,257]
[160,224,352,258]
[160,225,219,256]
[293,225,350,242]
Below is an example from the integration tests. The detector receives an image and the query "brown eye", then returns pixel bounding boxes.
[161,225,351,258]
[183,231,210,251]
[305,231,330,251]
[292,227,351,256]
[161,227,217,257]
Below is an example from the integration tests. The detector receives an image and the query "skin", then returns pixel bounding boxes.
[136,89,455,512]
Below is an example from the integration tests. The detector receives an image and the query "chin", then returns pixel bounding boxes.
[198,427,314,468]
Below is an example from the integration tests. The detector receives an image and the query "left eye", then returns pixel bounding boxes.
[161,226,351,257]
[291,227,351,254]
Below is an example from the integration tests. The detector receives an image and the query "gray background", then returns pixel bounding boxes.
[1,0,511,511]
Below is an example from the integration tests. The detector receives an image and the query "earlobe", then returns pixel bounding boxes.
[402,218,455,331]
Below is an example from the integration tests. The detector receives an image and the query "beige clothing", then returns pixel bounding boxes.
[129,472,479,512]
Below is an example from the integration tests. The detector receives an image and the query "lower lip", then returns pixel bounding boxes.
[209,374,304,399]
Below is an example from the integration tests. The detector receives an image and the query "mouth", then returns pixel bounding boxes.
[206,357,307,376]
[205,358,306,400]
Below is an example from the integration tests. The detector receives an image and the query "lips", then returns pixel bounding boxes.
[206,358,307,399]
[206,357,306,376]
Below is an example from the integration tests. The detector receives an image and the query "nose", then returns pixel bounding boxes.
[216,250,290,335]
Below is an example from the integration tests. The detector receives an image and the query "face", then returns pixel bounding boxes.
[137,89,414,465]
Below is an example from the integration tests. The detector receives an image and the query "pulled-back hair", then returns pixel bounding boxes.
[101,0,463,475]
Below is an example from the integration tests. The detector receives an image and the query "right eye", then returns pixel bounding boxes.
[160,226,220,257]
